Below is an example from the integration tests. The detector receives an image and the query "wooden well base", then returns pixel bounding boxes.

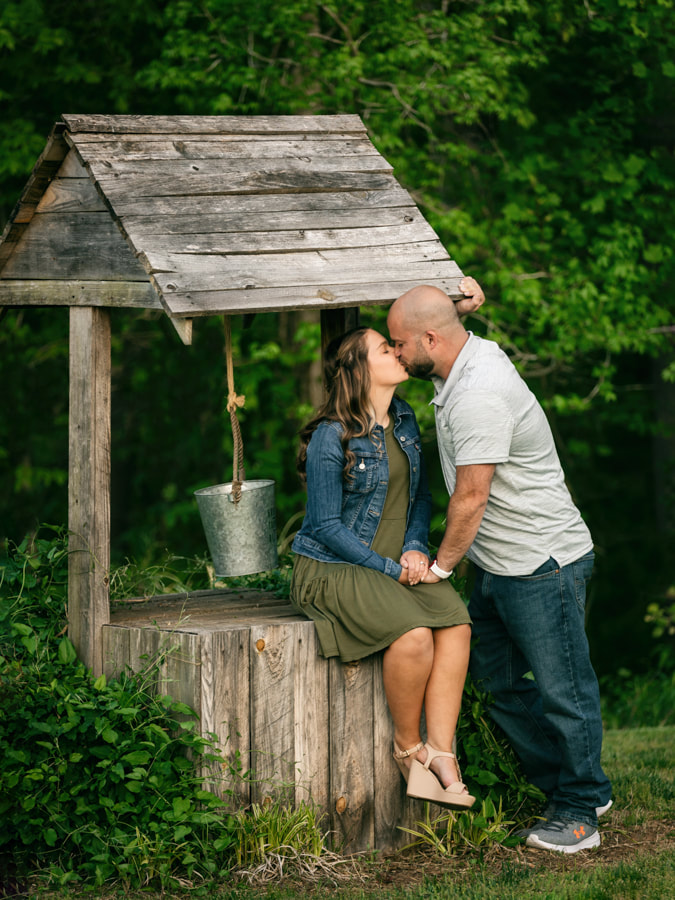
[104,588,428,853]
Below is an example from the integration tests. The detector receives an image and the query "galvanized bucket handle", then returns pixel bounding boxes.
[224,316,245,503]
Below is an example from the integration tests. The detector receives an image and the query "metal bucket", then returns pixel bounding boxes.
[194,479,278,577]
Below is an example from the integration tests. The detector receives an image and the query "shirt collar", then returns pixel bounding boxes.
[431,332,477,408]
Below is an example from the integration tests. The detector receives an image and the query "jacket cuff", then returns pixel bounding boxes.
[401,540,430,556]
[383,557,403,580]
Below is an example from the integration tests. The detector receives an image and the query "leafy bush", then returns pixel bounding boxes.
[0,527,238,890]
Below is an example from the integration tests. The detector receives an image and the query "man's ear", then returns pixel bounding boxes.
[423,330,440,349]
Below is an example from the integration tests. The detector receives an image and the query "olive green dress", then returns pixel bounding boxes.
[291,419,471,662]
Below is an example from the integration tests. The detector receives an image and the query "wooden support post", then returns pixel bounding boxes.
[68,306,111,675]
[320,307,360,357]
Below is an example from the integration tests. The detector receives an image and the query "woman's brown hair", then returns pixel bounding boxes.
[297,327,376,481]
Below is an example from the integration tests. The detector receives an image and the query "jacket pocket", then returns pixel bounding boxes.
[344,451,381,493]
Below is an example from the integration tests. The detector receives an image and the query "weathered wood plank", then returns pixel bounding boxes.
[109,186,413,217]
[76,137,381,161]
[146,240,453,284]
[95,170,398,200]
[86,155,392,179]
[0,280,158,309]
[157,275,464,318]
[109,591,293,626]
[249,623,298,803]
[102,625,130,681]
[129,626,162,693]
[329,658,375,852]
[0,125,69,268]
[0,212,148,282]
[120,205,423,237]
[69,131,369,145]
[158,630,202,711]
[150,222,438,257]
[37,177,108,214]
[207,629,251,806]
[57,148,92,179]
[64,113,366,134]
[293,622,330,810]
[68,306,111,676]
[108,607,302,634]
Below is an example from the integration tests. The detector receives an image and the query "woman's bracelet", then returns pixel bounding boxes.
[430,558,453,579]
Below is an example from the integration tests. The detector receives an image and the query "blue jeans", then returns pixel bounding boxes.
[469,553,612,826]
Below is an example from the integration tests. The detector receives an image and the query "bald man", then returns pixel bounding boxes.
[387,282,612,854]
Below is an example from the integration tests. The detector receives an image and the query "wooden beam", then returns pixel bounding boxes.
[0,280,159,309]
[68,306,111,675]
[321,307,360,357]
[168,316,193,345]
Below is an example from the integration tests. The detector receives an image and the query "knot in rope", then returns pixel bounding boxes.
[226,390,245,413]
[224,317,245,503]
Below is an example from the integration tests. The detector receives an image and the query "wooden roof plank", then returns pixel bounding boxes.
[75,138,381,161]
[119,205,426,237]
[144,239,452,279]
[62,113,366,134]
[154,275,464,317]
[139,221,440,256]
[93,170,398,199]
[67,131,370,144]
[85,154,393,180]
[106,185,414,217]
[150,258,461,306]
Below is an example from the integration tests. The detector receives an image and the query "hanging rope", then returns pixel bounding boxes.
[224,316,246,503]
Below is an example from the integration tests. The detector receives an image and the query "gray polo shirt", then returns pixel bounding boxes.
[432,333,593,576]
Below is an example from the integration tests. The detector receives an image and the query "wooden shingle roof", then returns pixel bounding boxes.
[0,114,463,343]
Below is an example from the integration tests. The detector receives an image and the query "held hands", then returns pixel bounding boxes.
[399,551,431,586]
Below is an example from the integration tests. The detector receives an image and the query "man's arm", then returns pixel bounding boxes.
[426,463,495,579]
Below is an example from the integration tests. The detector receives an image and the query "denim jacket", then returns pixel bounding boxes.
[291,396,432,580]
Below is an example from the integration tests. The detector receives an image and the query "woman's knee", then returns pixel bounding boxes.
[390,626,434,658]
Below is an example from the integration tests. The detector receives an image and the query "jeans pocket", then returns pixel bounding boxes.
[514,557,560,582]
[573,553,594,611]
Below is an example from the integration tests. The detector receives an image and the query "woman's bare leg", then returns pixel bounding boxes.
[383,627,434,770]
[422,624,472,787]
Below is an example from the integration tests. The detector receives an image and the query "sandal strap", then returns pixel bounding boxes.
[424,742,464,783]
[423,742,457,769]
[393,740,424,760]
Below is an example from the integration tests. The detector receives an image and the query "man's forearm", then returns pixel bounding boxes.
[435,492,487,572]
[434,463,494,572]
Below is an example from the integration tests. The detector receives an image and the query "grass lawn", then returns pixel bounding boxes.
[28,726,675,900]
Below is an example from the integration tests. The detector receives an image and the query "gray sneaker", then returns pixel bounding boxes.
[526,817,600,853]
[516,798,612,840]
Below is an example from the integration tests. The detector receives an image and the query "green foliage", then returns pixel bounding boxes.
[600,647,675,730]
[0,528,239,889]
[229,801,351,884]
[400,796,516,856]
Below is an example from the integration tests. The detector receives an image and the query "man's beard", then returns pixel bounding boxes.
[403,351,434,380]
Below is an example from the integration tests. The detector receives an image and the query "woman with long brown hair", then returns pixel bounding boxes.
[291,326,475,808]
